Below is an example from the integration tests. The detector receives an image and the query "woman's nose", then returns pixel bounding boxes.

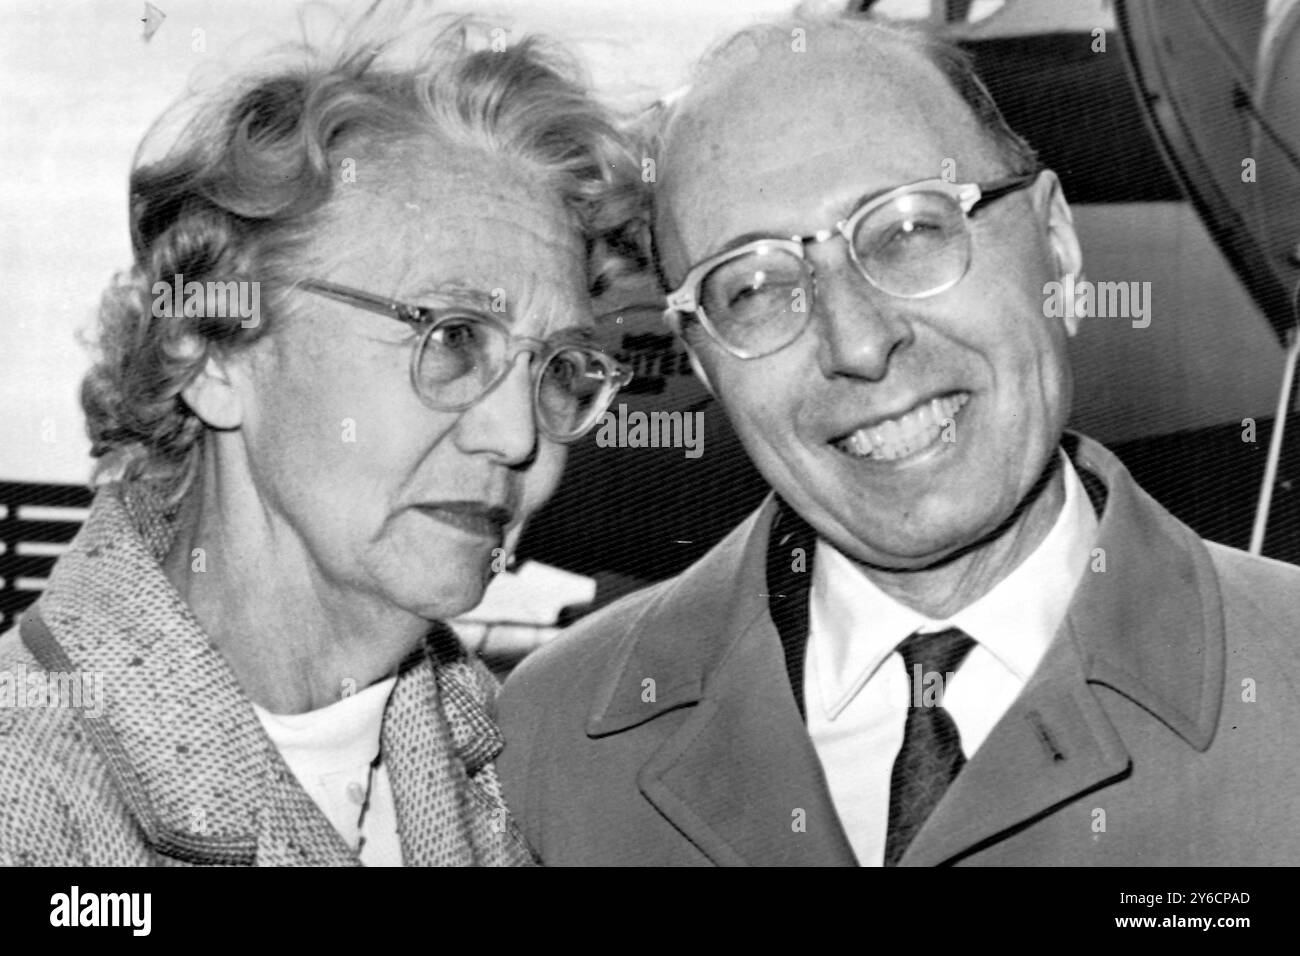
[453,352,539,465]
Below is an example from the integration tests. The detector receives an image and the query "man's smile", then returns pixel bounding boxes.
[830,391,971,462]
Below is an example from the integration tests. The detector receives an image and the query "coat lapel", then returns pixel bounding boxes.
[637,614,858,866]
[901,436,1226,865]
[383,632,535,867]
[588,498,856,866]
[255,762,360,867]
[899,629,1130,866]
[23,484,359,866]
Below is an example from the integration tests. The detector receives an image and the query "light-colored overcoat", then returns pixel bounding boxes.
[498,435,1300,865]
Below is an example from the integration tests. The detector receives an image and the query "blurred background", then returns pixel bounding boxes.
[3,0,1299,669]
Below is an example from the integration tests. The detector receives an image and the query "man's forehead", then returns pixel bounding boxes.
[657,30,998,261]
[673,33,987,168]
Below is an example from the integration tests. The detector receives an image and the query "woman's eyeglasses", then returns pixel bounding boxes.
[299,279,632,443]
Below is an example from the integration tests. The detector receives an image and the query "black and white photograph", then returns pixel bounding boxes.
[0,0,1295,910]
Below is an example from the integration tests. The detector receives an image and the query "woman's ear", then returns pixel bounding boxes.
[181,349,246,430]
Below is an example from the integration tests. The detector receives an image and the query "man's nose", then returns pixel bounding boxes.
[809,249,914,380]
[453,353,538,466]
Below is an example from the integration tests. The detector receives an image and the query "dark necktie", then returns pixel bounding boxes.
[884,627,977,866]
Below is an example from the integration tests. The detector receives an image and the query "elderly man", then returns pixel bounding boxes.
[497,15,1300,866]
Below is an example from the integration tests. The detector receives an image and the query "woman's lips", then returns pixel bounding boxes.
[415,502,513,538]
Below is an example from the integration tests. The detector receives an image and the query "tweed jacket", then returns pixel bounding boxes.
[497,434,1300,865]
[0,482,534,866]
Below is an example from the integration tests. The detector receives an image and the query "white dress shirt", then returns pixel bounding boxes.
[253,676,404,867]
[805,453,1099,866]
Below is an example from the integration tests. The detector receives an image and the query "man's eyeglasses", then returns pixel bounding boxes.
[299,279,632,443]
[663,172,1041,359]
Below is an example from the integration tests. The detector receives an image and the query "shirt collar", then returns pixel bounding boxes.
[809,451,1099,720]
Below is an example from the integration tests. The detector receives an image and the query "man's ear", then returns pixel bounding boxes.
[181,348,246,430]
[1036,170,1085,336]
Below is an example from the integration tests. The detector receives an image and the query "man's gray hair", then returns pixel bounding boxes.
[83,7,645,505]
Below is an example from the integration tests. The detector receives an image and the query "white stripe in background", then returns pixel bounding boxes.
[15,542,68,558]
[15,505,90,523]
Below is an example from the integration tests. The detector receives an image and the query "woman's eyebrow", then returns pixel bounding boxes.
[406,280,497,313]
[405,280,602,344]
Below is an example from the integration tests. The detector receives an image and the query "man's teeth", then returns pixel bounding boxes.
[837,394,969,461]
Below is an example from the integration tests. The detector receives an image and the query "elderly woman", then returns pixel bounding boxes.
[0,12,637,865]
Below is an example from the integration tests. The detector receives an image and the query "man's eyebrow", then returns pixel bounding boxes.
[843,185,903,218]
[708,230,801,256]
[701,184,913,260]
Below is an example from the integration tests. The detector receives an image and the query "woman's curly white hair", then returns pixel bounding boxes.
[82,9,646,505]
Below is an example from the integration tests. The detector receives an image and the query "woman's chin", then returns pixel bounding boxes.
[395,566,493,623]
